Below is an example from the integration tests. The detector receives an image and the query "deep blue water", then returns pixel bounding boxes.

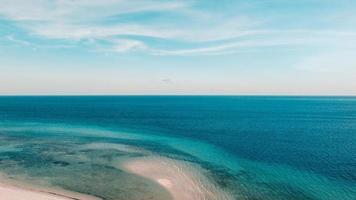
[0,96,356,199]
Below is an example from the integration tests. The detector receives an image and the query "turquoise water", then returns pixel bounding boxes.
[0,96,355,199]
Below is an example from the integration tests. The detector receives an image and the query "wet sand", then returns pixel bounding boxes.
[122,156,233,200]
[0,176,100,200]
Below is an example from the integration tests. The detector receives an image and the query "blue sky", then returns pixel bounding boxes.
[0,0,356,95]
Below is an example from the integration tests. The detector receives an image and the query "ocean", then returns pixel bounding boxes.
[0,96,355,199]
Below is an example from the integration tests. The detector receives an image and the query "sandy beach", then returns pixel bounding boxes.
[0,176,100,200]
[122,156,233,200]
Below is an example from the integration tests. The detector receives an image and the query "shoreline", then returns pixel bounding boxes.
[0,175,100,200]
[122,156,233,200]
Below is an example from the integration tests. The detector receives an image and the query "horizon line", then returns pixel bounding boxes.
[1,94,356,97]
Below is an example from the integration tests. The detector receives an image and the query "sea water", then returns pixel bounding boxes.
[0,96,355,199]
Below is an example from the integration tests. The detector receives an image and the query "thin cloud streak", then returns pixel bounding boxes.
[1,0,356,56]
[0,0,188,21]
[113,39,148,53]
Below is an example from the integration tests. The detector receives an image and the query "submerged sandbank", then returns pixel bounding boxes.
[122,156,233,200]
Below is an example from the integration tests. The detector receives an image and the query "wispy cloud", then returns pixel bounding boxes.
[1,0,356,56]
[5,35,31,46]
[113,39,147,53]
[0,34,75,50]
[150,31,356,56]
[0,0,187,21]
[0,0,262,54]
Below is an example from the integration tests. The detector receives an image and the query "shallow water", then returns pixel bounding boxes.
[0,96,355,199]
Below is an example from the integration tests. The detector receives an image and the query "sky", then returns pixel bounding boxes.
[0,0,356,95]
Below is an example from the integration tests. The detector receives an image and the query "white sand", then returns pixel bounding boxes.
[0,177,100,200]
[122,156,233,200]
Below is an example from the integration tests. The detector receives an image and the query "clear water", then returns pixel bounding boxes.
[0,96,355,199]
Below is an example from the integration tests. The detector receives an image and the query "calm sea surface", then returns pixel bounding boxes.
[0,96,355,200]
